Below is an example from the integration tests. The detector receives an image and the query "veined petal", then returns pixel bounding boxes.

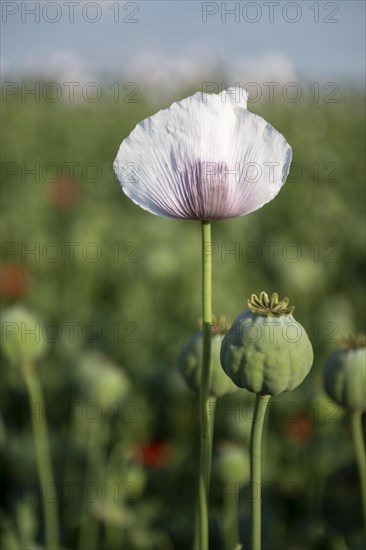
[113,88,292,220]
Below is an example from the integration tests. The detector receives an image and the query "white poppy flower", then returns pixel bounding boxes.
[113,88,292,220]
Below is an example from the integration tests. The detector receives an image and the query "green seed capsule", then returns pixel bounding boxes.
[0,306,48,366]
[75,352,131,411]
[324,337,366,412]
[214,444,250,485]
[220,292,314,396]
[178,318,238,398]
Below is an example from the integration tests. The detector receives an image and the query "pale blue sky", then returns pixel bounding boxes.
[1,1,365,84]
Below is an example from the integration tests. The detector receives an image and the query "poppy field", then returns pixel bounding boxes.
[1,83,365,550]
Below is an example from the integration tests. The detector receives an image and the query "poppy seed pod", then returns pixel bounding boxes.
[220,292,314,396]
[324,336,366,412]
[214,444,250,485]
[75,352,131,411]
[177,316,238,398]
[1,306,48,366]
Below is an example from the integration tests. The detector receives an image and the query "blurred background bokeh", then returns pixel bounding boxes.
[1,1,365,549]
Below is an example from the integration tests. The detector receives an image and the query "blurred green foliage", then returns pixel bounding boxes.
[0,83,365,549]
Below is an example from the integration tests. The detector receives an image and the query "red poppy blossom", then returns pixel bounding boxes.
[287,413,314,443]
[0,265,29,298]
[48,177,79,208]
[135,439,172,469]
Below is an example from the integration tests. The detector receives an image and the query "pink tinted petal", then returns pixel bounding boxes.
[113,88,291,220]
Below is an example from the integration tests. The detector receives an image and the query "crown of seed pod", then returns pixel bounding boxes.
[323,334,366,412]
[220,292,314,396]
[177,315,238,398]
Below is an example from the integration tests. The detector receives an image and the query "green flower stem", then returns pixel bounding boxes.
[207,396,217,481]
[22,364,60,550]
[250,394,270,550]
[222,482,240,550]
[193,510,199,550]
[193,397,216,550]
[104,441,128,550]
[351,411,366,535]
[199,219,213,550]
[78,421,100,550]
[78,418,110,550]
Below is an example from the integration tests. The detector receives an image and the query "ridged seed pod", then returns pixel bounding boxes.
[178,316,238,398]
[220,292,314,396]
[324,335,366,412]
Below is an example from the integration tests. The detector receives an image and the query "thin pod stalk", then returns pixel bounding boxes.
[22,364,60,550]
[351,411,366,536]
[249,394,270,550]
